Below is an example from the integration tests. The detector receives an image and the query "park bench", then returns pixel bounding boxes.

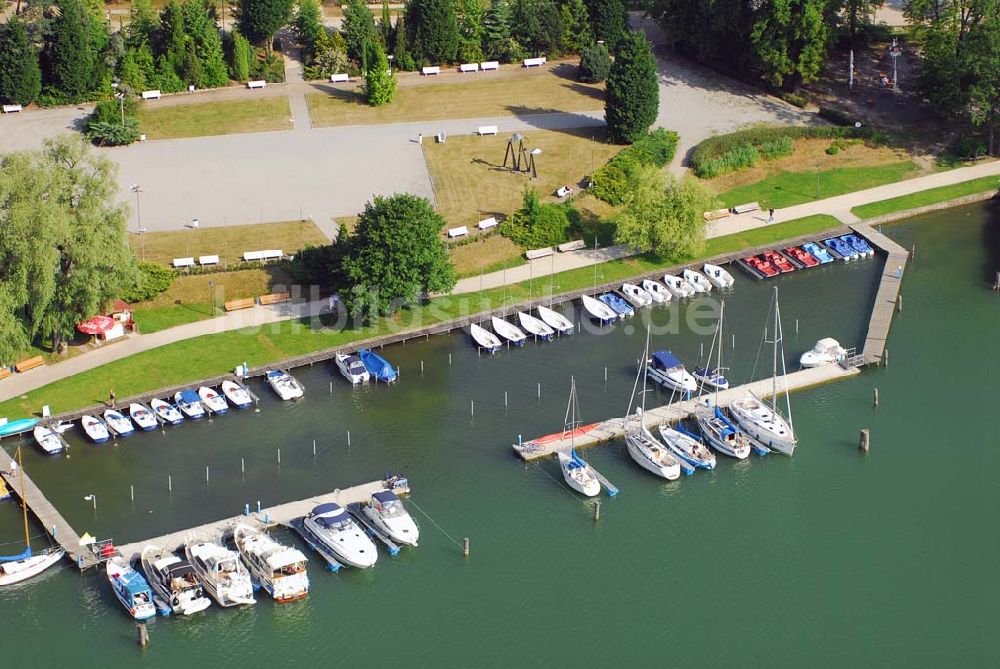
[732,202,761,215]
[525,247,554,260]
[555,185,574,198]
[172,257,196,268]
[247,80,266,90]
[141,90,161,100]
[225,298,256,312]
[523,57,547,68]
[477,217,498,231]
[477,125,498,136]
[557,240,586,252]
[421,66,441,76]
[448,226,469,238]
[459,63,479,73]
[259,292,291,306]
[329,73,350,83]
[480,61,500,71]
[703,208,731,221]
[15,356,44,373]
[0,368,12,381]
[198,255,219,266]
[242,250,283,262]
[3,104,24,114]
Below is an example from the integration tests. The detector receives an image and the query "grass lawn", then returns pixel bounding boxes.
[0,215,842,419]
[851,175,1000,219]
[716,161,918,209]
[132,219,328,267]
[307,66,604,127]
[137,98,292,140]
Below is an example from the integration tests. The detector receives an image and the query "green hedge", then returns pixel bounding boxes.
[592,128,679,205]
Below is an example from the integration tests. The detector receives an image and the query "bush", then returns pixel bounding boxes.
[826,144,839,155]
[591,128,680,205]
[780,92,808,108]
[818,106,860,127]
[758,136,794,160]
[121,262,175,302]
[250,52,286,83]
[578,43,611,83]
[502,188,573,248]
[85,98,141,146]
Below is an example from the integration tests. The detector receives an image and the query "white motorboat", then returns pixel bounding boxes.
[150,398,183,424]
[105,556,157,621]
[233,524,310,603]
[693,366,729,391]
[335,352,370,385]
[625,421,681,480]
[536,305,574,335]
[470,322,502,353]
[128,403,159,431]
[32,425,64,455]
[641,279,672,304]
[662,274,697,298]
[682,269,712,293]
[703,263,735,289]
[197,386,229,414]
[302,503,378,569]
[141,545,212,616]
[185,539,256,607]
[103,409,135,437]
[220,380,253,409]
[80,415,110,444]
[517,311,555,341]
[646,350,697,394]
[266,370,304,401]
[620,283,653,308]
[729,394,796,455]
[696,405,751,459]
[557,450,601,496]
[0,548,65,586]
[581,294,618,324]
[174,390,206,419]
[799,337,847,368]
[362,490,420,546]
[658,423,716,470]
[491,316,527,347]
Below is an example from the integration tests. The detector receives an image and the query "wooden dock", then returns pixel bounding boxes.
[851,223,909,365]
[514,364,861,461]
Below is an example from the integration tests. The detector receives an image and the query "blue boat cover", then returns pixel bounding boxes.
[372,490,399,504]
[0,546,31,562]
[651,350,682,370]
[311,503,349,526]
[358,349,397,382]
[118,568,152,596]
[179,389,200,403]
[0,418,39,437]
[598,293,633,315]
[714,407,736,434]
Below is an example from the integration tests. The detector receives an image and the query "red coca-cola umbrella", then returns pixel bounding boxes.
[76,315,116,335]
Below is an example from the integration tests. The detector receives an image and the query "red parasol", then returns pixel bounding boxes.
[76,315,116,335]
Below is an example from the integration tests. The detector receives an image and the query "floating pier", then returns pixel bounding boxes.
[850,222,908,365]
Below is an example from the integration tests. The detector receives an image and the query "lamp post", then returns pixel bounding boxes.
[130,184,144,259]
[208,280,216,316]
[83,494,96,511]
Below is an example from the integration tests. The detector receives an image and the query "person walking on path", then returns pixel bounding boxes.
[768,208,775,224]
[108,390,116,408]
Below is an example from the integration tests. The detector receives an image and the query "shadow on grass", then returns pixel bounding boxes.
[310,84,367,106]
[560,81,605,102]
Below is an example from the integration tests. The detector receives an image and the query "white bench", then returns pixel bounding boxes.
[172,257,195,268]
[141,90,161,100]
[2,104,23,114]
[480,61,500,71]
[459,63,479,73]
[732,201,761,214]
[329,73,349,83]
[525,247,554,260]
[558,240,586,252]
[447,226,469,238]
[247,80,266,90]
[243,249,283,261]
[478,217,498,231]
[199,254,220,266]
[421,66,441,76]
[556,185,574,198]
[478,125,498,136]
[523,57,547,68]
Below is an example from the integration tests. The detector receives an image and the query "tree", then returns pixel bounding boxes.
[578,41,610,82]
[126,0,159,49]
[511,0,562,56]
[305,31,350,78]
[379,1,394,51]
[750,0,827,90]
[342,194,456,319]
[502,187,573,248]
[183,0,229,87]
[482,0,517,61]
[559,0,592,53]
[343,0,377,63]
[236,0,294,48]
[406,0,461,64]
[393,15,417,69]
[0,19,42,106]
[605,32,659,144]
[364,38,396,105]
[48,0,96,101]
[456,0,485,61]
[585,0,626,48]
[613,165,709,257]
[230,29,252,80]
[296,0,326,57]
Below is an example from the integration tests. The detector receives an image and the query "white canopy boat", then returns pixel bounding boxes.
[302,503,378,569]
[80,415,110,444]
[641,279,671,304]
[174,391,206,419]
[233,524,310,603]
[557,450,601,496]
[693,366,729,391]
[266,370,304,401]
[470,323,502,353]
[141,545,212,616]
[197,386,229,414]
[362,490,420,546]
[128,403,159,431]
[799,338,847,368]
[658,423,716,470]
[517,311,555,341]
[535,305,574,335]
[32,425,64,455]
[682,269,712,293]
[103,409,135,437]
[491,316,527,347]
[703,263,735,289]
[335,353,371,384]
[105,556,157,621]
[220,380,253,409]
[150,398,183,424]
[662,274,697,298]
[185,539,256,607]
[581,294,617,324]
[620,283,653,308]
[646,351,698,394]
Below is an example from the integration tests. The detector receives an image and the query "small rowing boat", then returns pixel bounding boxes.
[150,398,183,424]
[128,403,159,431]
[197,386,229,414]
[702,263,735,289]
[80,415,110,444]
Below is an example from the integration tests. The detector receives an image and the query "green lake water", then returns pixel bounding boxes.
[0,203,997,666]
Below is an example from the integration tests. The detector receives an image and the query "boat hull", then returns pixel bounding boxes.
[624,432,680,480]
[729,399,796,456]
[0,549,64,586]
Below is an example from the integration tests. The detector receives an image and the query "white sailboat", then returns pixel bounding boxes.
[658,423,716,470]
[0,448,65,586]
[702,263,735,289]
[555,377,602,497]
[624,328,681,480]
[641,279,672,304]
[682,269,712,293]
[470,322,502,353]
[32,425,64,455]
[695,301,751,459]
[491,316,527,346]
[536,305,574,335]
[581,294,617,324]
[517,311,555,341]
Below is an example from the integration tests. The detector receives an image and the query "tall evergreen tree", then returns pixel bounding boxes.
[48,0,96,101]
[559,0,592,53]
[296,0,326,56]
[604,32,659,143]
[0,19,42,106]
[482,0,515,60]
[160,1,188,75]
[343,0,377,63]
[585,0,626,48]
[182,0,229,87]
[406,0,460,64]
[393,14,416,69]
[236,0,295,48]
[750,0,827,90]
[126,0,160,49]
[230,29,252,80]
[364,38,396,105]
[511,0,562,56]
[380,1,394,51]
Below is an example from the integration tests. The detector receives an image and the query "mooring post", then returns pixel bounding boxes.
[449,353,452,366]
[137,621,149,647]
[277,448,281,465]
[873,388,879,407]
[244,503,250,516]
[594,500,601,523]
[537,382,541,399]
[884,349,889,367]
[463,537,470,557]
[130,484,134,502]
[347,431,351,447]
[257,500,262,513]
[732,334,736,349]
[604,366,608,382]
[897,294,903,313]
[329,381,333,394]
[421,360,424,375]
[241,457,245,474]
[470,400,474,417]
[858,428,871,453]
[205,466,209,483]
[168,475,172,493]
[504,391,508,407]
[312,439,317,456]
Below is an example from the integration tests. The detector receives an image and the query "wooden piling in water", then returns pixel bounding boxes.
[463,537,470,557]
[137,622,149,647]
[873,388,879,407]
[594,501,601,523]
[858,429,870,453]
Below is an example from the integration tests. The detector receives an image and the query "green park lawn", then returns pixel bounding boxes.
[137,98,292,140]
[0,214,842,420]
[851,174,1000,219]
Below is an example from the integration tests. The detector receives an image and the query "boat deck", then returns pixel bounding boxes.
[851,223,908,365]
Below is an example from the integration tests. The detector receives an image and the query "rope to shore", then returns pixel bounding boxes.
[404,498,463,549]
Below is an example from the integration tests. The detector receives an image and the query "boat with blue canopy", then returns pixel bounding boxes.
[302,503,378,568]
[106,555,157,620]
[646,351,697,394]
[598,292,634,318]
[358,348,397,383]
[174,390,206,419]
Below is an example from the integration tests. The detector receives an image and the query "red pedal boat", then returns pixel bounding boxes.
[762,250,795,273]
[744,255,779,278]
[784,246,819,268]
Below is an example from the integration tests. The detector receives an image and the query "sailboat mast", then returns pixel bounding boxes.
[772,287,779,411]
[715,301,725,406]
[17,447,29,550]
